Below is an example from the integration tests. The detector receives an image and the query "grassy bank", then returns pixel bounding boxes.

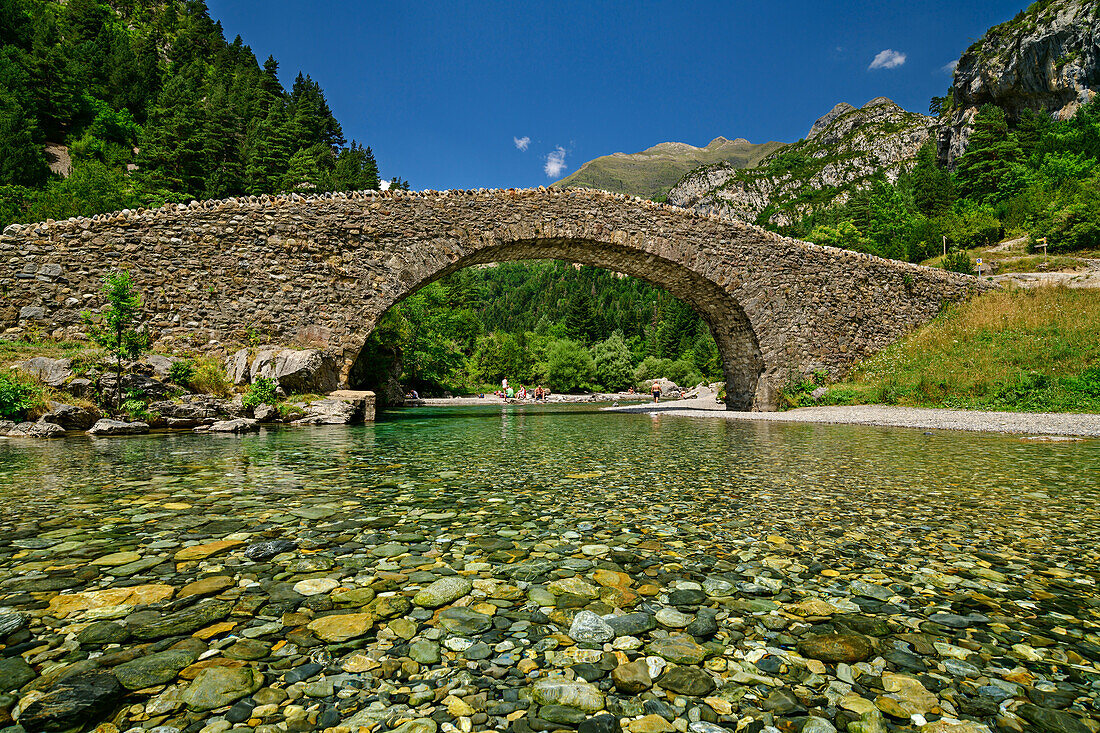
[784,287,1100,413]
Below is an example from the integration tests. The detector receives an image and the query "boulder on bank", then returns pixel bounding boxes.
[201,418,259,433]
[250,348,339,394]
[293,390,375,425]
[13,357,72,387]
[148,396,220,422]
[225,348,250,385]
[6,420,67,438]
[87,419,149,436]
[142,354,181,381]
[97,373,173,402]
[253,403,278,422]
[43,401,99,431]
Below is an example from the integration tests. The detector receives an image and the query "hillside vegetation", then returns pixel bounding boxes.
[0,0,400,229]
[785,287,1100,413]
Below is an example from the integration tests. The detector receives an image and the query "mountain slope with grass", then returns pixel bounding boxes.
[668,98,936,227]
[552,137,783,201]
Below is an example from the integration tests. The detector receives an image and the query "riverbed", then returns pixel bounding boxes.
[0,405,1097,733]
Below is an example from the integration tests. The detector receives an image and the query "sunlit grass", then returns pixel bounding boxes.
[815,287,1100,413]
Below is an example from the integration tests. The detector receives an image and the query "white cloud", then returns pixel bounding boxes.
[869,49,907,70]
[544,146,567,178]
[942,59,959,74]
[513,136,531,151]
[379,179,391,191]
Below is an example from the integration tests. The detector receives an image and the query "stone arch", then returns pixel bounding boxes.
[343,238,766,410]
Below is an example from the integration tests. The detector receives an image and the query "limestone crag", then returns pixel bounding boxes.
[669,98,937,227]
[939,0,1100,166]
[0,187,984,410]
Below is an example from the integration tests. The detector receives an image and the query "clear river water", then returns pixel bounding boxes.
[0,405,1097,733]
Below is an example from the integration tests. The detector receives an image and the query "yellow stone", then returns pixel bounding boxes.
[592,569,633,588]
[444,695,475,717]
[704,697,733,715]
[91,551,142,566]
[636,584,661,596]
[820,569,840,577]
[343,653,380,673]
[517,658,538,673]
[627,714,674,733]
[163,502,192,510]
[786,599,837,617]
[839,693,877,716]
[471,602,497,616]
[804,659,827,675]
[599,586,638,609]
[192,621,236,640]
[308,613,375,642]
[47,584,175,618]
[881,673,938,715]
[174,540,244,561]
[875,696,910,719]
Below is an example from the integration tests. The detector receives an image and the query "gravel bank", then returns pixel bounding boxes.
[607,398,1100,437]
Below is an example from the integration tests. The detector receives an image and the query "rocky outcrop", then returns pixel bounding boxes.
[13,357,72,387]
[940,0,1100,166]
[97,373,174,404]
[250,348,339,394]
[225,349,250,385]
[42,402,99,431]
[201,418,259,433]
[6,420,66,438]
[292,390,375,425]
[86,419,149,436]
[669,98,936,227]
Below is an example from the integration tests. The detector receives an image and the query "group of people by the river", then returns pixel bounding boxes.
[495,379,550,401]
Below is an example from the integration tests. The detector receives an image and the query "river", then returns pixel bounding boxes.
[0,405,1097,733]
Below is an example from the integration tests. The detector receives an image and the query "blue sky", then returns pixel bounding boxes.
[206,0,1025,190]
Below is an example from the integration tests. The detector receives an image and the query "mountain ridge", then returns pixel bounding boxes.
[552,136,784,201]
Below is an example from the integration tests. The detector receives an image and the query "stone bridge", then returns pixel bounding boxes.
[0,188,984,410]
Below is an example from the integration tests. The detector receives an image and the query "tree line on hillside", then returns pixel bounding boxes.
[0,0,404,229]
[353,262,725,396]
[786,97,1100,267]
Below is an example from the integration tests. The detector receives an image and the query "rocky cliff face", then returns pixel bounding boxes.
[553,136,783,201]
[668,98,936,227]
[939,0,1100,166]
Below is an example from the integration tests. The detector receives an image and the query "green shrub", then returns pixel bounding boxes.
[121,395,158,422]
[242,376,278,409]
[592,332,634,391]
[168,359,195,386]
[0,373,36,420]
[942,249,975,275]
[545,339,595,393]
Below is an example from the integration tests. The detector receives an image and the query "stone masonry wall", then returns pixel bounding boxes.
[0,188,986,410]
